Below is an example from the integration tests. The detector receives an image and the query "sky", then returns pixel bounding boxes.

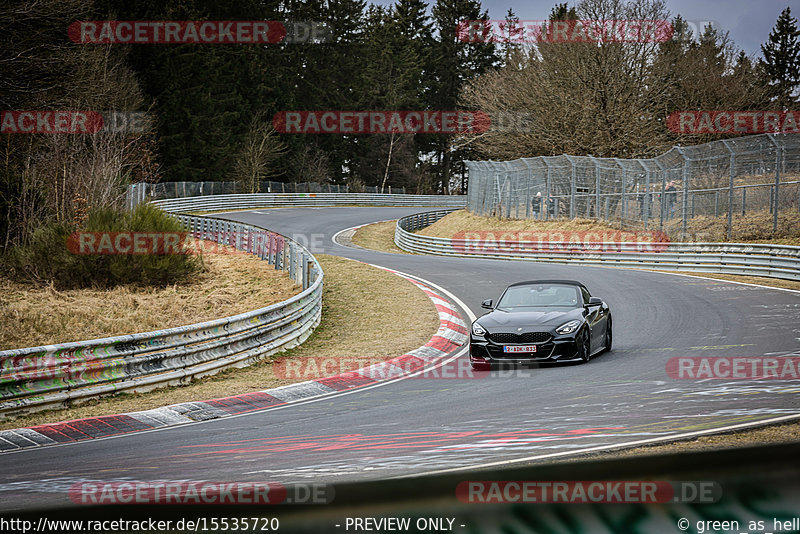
[371,0,800,58]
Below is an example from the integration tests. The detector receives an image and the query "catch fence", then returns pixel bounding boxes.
[466,133,800,239]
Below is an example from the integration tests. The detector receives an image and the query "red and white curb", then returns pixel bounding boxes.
[0,269,468,452]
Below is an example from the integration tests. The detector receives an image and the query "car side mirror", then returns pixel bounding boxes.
[586,297,603,307]
[481,299,493,309]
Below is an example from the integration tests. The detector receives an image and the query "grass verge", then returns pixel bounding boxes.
[0,246,299,350]
[418,209,800,245]
[0,255,440,430]
[351,220,407,254]
[353,218,800,292]
[0,248,300,350]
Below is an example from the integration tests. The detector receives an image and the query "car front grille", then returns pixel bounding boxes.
[488,332,552,344]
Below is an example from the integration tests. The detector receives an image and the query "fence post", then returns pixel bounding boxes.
[675,147,689,240]
[721,140,735,241]
[654,159,666,232]
[544,159,552,221]
[742,188,747,216]
[593,157,600,220]
[504,162,513,219]
[767,134,781,232]
[775,143,782,232]
[616,160,626,225]
[568,156,576,219]
[522,159,533,219]
[637,159,650,230]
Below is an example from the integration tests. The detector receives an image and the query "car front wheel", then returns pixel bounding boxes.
[603,317,613,353]
[578,329,591,363]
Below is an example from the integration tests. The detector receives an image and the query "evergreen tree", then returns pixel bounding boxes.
[760,7,800,109]
[500,8,523,68]
[429,0,498,192]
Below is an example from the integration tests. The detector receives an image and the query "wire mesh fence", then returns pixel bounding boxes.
[465,133,800,239]
[127,181,407,209]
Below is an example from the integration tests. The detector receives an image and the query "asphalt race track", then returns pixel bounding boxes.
[1,206,799,512]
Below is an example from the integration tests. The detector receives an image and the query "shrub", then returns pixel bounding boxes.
[1,204,203,289]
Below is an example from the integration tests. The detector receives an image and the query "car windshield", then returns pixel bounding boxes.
[497,283,581,309]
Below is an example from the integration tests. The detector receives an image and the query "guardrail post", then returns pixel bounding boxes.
[268,234,275,266]
[288,243,295,280]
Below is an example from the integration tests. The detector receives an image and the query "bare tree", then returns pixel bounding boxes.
[458,0,766,160]
[234,112,286,193]
[289,144,331,184]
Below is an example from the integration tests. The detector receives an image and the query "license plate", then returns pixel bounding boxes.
[503,345,537,353]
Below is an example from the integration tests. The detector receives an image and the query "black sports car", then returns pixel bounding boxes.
[469,280,612,369]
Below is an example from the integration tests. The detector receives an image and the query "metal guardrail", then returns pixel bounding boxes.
[151,193,467,213]
[127,181,409,210]
[395,210,800,281]
[0,215,323,417]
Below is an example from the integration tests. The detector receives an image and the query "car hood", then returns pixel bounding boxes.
[477,308,583,329]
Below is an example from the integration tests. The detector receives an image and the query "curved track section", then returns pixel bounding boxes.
[0,206,798,512]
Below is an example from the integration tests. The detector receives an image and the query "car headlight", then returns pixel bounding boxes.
[472,322,487,336]
[555,320,581,335]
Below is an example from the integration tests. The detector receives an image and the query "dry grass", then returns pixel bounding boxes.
[351,221,408,254]
[0,255,440,430]
[418,210,622,239]
[676,211,800,244]
[0,245,299,350]
[418,209,800,244]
